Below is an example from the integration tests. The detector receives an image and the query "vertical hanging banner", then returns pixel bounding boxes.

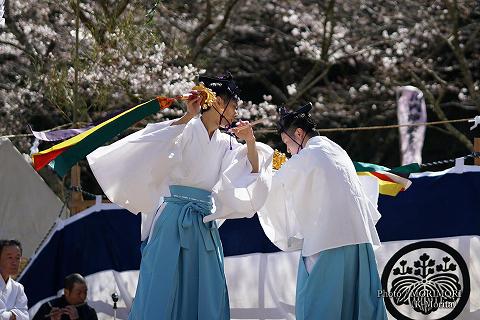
[397,86,427,165]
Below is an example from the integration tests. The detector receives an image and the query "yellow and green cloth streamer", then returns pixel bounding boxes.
[354,162,419,196]
[32,96,176,176]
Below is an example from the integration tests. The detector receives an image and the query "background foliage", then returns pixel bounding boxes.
[1,0,479,197]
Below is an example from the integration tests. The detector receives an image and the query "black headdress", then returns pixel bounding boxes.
[198,72,240,101]
[276,102,314,134]
[198,72,240,149]
[276,102,316,153]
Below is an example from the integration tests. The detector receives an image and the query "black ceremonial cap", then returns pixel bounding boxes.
[198,72,240,101]
[276,102,313,134]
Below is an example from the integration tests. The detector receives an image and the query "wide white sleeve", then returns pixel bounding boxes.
[257,157,304,252]
[0,311,13,320]
[0,297,7,319]
[358,175,382,224]
[204,141,274,222]
[87,119,186,215]
[0,283,28,320]
[10,284,28,320]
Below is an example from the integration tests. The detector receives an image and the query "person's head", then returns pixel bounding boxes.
[277,102,318,155]
[198,72,240,128]
[64,273,88,305]
[0,239,22,280]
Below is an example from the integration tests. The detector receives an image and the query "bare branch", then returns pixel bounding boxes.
[444,0,480,109]
[440,101,478,111]
[409,68,473,151]
[114,0,130,18]
[288,64,331,105]
[98,0,110,16]
[320,0,336,61]
[70,2,98,40]
[189,0,213,47]
[238,58,288,103]
[189,0,240,62]
[418,60,448,86]
[257,75,288,104]
[463,23,480,52]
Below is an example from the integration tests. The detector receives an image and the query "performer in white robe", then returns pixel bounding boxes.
[257,103,387,320]
[87,73,273,320]
[0,240,28,320]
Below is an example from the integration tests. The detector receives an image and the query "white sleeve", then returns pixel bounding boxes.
[0,297,7,318]
[0,283,29,320]
[10,284,28,320]
[204,141,273,222]
[357,175,382,224]
[87,119,186,215]
[0,311,13,320]
[257,157,304,252]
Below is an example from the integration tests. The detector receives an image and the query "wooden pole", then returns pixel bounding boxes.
[475,138,480,166]
[68,164,110,214]
[69,164,84,215]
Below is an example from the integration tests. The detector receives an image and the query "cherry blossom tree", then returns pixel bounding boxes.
[0,0,201,141]
[1,0,478,169]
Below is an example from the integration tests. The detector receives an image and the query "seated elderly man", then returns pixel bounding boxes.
[0,239,29,320]
[33,274,97,320]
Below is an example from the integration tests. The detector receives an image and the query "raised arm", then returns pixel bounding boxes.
[172,95,202,126]
[231,120,259,173]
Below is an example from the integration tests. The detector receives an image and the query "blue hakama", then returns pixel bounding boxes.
[88,118,273,319]
[128,185,229,320]
[296,243,388,320]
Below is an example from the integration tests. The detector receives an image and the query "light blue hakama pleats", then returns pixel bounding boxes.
[128,185,229,320]
[296,243,388,320]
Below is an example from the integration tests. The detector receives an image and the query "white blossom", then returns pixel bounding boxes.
[286,83,297,96]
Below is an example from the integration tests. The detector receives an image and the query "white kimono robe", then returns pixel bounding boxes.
[87,117,273,238]
[258,136,381,259]
[0,277,28,320]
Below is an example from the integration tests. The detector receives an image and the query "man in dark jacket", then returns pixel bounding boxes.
[32,273,97,320]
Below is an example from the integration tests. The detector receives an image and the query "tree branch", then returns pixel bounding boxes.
[440,101,478,111]
[320,0,336,61]
[288,64,331,105]
[409,68,473,151]
[114,0,131,18]
[189,0,240,62]
[257,75,288,104]
[189,0,213,48]
[70,2,98,41]
[0,40,32,57]
[4,0,38,62]
[238,58,288,103]
[444,0,480,110]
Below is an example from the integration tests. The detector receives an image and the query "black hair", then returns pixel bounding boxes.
[64,273,87,291]
[200,92,233,114]
[277,103,318,137]
[198,72,240,113]
[0,239,22,256]
[283,115,318,137]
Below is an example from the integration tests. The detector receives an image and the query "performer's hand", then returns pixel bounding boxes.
[186,94,202,116]
[63,306,79,320]
[231,121,255,142]
[9,313,16,320]
[172,94,202,126]
[49,307,62,320]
